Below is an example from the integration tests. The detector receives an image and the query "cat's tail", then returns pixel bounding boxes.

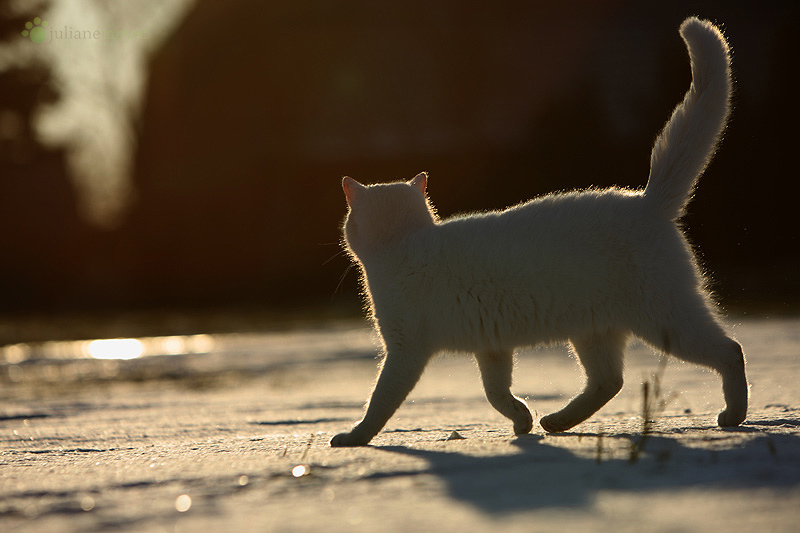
[643,17,732,220]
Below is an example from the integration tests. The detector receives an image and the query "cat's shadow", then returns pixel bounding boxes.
[373,426,800,514]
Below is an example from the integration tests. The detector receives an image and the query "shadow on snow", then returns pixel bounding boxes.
[372,426,800,514]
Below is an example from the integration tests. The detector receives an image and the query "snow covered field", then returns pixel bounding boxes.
[1,316,798,532]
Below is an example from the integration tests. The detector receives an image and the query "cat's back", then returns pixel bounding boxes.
[436,187,646,247]
[398,187,658,299]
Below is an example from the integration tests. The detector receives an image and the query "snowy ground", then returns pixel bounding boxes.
[1,316,799,532]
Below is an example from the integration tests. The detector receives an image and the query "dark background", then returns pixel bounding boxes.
[1,1,798,342]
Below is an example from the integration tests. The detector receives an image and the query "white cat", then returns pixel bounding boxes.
[331,17,747,447]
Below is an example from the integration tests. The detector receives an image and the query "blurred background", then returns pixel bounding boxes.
[0,0,798,345]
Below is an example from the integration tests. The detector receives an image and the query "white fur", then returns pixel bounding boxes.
[331,17,747,447]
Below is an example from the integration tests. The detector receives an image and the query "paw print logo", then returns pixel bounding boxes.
[22,17,47,43]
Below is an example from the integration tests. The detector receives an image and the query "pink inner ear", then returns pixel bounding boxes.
[342,176,364,205]
[410,172,427,194]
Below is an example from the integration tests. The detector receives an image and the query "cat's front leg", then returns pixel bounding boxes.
[540,331,626,433]
[476,350,533,434]
[331,346,429,447]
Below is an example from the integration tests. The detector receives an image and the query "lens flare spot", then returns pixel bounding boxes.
[3,343,30,364]
[291,465,307,478]
[87,338,143,360]
[188,334,215,353]
[175,494,192,513]
[80,496,95,512]
[161,336,186,355]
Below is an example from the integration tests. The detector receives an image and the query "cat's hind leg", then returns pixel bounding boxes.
[540,330,628,433]
[638,304,747,428]
[475,350,533,434]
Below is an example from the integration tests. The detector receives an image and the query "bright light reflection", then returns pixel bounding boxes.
[175,494,192,512]
[87,338,144,360]
[3,343,30,364]
[161,336,186,355]
[2,333,216,363]
[187,334,215,354]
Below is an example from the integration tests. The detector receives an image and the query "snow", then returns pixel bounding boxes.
[0,316,798,531]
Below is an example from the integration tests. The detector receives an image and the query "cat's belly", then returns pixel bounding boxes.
[428,289,602,353]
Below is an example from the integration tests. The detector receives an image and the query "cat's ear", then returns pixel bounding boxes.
[409,172,427,194]
[342,176,366,205]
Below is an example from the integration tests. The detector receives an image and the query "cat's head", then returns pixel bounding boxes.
[341,172,437,258]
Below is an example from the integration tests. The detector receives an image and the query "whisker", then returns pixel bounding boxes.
[322,248,348,266]
[333,264,354,297]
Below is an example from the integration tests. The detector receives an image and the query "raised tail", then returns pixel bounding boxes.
[643,17,732,220]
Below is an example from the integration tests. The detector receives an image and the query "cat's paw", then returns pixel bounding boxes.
[330,431,370,447]
[539,413,574,433]
[512,400,533,434]
[717,408,746,427]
